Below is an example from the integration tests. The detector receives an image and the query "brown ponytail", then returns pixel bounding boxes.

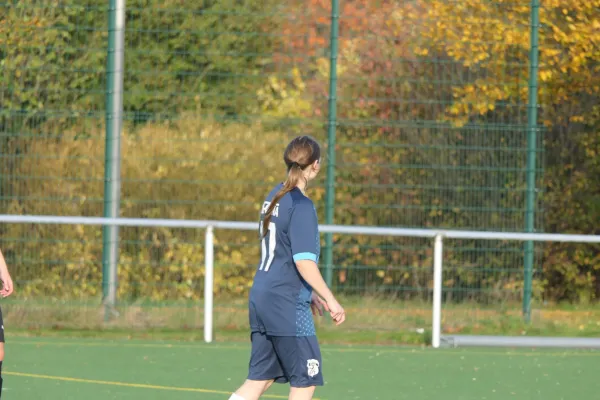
[261,136,321,238]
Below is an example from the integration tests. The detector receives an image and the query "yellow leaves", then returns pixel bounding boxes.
[389,9,409,35]
[429,209,443,217]
[315,57,330,78]
[446,78,511,124]
[151,164,169,179]
[406,0,599,127]
[256,67,312,118]
[339,39,360,72]
[291,67,306,91]
[229,250,244,265]
[585,146,597,158]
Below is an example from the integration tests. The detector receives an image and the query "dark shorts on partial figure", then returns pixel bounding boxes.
[247,331,323,387]
[0,306,5,343]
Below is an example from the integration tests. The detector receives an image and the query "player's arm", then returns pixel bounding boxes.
[290,201,345,325]
[294,260,345,324]
[0,248,14,298]
[295,259,334,303]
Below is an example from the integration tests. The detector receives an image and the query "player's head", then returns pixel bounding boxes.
[283,135,322,182]
[262,136,321,238]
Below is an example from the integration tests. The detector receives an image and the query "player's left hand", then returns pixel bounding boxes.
[310,293,330,316]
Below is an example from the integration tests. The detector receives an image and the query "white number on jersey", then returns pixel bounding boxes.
[259,223,276,272]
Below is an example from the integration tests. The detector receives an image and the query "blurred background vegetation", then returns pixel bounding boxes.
[0,0,599,335]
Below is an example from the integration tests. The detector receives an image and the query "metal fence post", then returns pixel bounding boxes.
[432,234,443,348]
[523,0,540,322]
[204,226,214,343]
[324,0,340,288]
[102,0,125,320]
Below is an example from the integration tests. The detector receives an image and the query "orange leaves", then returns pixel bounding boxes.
[281,0,399,58]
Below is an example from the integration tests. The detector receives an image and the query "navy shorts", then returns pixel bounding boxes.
[247,332,324,387]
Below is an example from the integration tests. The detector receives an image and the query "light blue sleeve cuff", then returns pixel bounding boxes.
[293,252,318,262]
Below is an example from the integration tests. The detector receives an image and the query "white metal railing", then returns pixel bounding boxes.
[2,214,600,346]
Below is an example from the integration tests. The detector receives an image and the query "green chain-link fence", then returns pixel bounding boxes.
[5,0,596,340]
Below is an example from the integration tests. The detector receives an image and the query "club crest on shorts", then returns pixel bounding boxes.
[307,359,320,377]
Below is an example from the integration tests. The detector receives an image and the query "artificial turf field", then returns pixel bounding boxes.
[4,336,599,399]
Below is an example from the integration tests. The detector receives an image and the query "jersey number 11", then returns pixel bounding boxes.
[259,223,276,272]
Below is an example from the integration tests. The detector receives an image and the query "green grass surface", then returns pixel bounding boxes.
[5,296,600,346]
[5,336,600,399]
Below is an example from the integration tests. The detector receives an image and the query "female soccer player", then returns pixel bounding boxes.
[0,248,15,397]
[229,136,345,400]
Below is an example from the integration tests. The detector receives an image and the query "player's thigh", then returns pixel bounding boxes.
[288,386,316,400]
[271,336,323,388]
[248,332,286,383]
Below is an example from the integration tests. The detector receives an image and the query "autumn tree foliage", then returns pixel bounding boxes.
[278,0,600,301]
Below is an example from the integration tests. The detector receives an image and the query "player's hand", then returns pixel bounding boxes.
[310,293,330,316]
[0,271,14,298]
[326,297,346,326]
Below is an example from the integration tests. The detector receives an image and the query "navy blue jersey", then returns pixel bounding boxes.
[249,184,320,337]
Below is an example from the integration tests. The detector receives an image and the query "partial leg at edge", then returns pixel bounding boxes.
[0,342,5,398]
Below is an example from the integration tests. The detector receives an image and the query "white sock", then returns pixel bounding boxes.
[229,394,246,400]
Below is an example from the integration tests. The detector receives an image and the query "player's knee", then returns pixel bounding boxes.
[0,344,5,361]
[289,386,316,400]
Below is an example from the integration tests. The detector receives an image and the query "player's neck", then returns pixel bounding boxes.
[296,180,307,195]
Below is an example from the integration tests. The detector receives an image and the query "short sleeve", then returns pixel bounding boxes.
[289,200,320,263]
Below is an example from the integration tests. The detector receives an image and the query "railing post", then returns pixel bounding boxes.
[432,234,443,348]
[204,225,214,343]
